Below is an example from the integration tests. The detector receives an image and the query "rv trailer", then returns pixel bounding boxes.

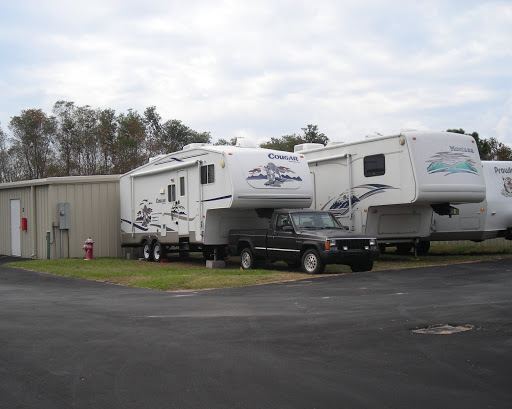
[295,130,486,252]
[120,144,313,262]
[428,161,512,243]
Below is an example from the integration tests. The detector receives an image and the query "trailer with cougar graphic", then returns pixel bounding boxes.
[120,144,313,263]
[295,130,486,253]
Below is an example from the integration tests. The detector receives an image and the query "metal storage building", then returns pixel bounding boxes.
[0,175,120,259]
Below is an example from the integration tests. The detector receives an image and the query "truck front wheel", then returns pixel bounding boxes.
[240,248,256,270]
[302,249,325,274]
[350,259,374,272]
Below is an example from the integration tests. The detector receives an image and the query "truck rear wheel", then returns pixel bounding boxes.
[302,249,325,274]
[240,248,256,270]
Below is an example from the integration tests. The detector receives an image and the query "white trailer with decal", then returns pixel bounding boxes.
[428,161,512,242]
[295,130,486,253]
[120,144,313,262]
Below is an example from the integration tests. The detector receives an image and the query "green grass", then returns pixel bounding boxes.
[6,245,512,291]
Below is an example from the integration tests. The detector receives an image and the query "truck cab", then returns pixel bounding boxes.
[228,209,379,274]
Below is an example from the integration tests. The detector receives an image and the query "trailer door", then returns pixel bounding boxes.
[177,170,189,236]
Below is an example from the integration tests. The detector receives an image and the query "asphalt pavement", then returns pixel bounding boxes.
[1,257,511,409]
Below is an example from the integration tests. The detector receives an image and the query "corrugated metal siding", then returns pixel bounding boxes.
[35,185,50,259]
[48,181,121,259]
[1,177,120,259]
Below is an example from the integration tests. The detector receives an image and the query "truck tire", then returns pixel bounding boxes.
[240,247,256,270]
[143,241,153,262]
[152,242,162,262]
[302,249,325,274]
[350,260,374,272]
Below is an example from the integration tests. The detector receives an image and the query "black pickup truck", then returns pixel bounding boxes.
[228,209,379,274]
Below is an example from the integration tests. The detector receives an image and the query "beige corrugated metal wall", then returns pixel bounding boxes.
[0,176,120,259]
[48,180,121,258]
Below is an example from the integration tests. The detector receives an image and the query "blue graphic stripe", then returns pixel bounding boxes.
[202,195,232,203]
[238,196,312,199]
[121,218,149,232]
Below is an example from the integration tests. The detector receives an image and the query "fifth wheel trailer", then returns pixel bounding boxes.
[120,144,313,262]
[295,130,486,252]
[428,161,512,243]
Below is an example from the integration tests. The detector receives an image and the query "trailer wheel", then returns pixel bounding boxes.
[417,241,430,255]
[142,242,153,262]
[302,249,325,274]
[350,260,374,272]
[240,248,256,270]
[396,243,413,254]
[152,242,162,262]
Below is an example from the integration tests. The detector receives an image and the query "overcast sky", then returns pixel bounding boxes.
[1,0,511,146]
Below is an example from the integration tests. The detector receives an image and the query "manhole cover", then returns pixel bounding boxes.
[412,324,474,335]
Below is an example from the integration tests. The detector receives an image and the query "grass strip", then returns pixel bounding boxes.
[6,245,512,291]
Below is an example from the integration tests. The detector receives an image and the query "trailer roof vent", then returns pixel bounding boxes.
[183,143,210,150]
[148,154,166,163]
[294,143,324,153]
[326,141,344,147]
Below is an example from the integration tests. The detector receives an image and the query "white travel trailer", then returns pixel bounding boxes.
[295,130,486,252]
[428,161,512,242]
[120,144,313,262]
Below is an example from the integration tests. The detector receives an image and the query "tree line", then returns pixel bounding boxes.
[0,101,509,183]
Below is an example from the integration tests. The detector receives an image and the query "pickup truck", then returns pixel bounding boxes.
[228,209,379,274]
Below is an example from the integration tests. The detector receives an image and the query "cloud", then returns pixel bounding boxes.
[0,0,511,147]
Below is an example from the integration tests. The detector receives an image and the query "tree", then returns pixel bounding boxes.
[53,101,79,176]
[144,106,163,158]
[97,108,117,174]
[0,123,10,182]
[113,109,147,174]
[8,109,57,179]
[260,124,329,152]
[157,119,211,153]
[446,128,511,160]
[74,105,100,175]
[214,137,238,146]
[485,137,512,161]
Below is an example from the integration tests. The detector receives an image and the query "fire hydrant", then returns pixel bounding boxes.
[83,237,94,260]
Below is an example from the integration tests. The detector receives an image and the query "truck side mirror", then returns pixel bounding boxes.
[283,225,293,232]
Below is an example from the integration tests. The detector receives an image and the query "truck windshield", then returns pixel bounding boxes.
[291,212,342,229]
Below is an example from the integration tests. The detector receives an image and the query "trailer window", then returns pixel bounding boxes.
[364,154,385,177]
[180,177,185,196]
[168,184,176,202]
[201,164,215,184]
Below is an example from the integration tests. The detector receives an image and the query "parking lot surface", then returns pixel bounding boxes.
[1,257,511,409]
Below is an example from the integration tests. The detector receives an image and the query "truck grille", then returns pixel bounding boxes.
[336,239,371,250]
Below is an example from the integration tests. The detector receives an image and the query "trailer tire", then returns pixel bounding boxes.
[142,241,153,262]
[350,259,374,272]
[240,248,256,270]
[396,243,413,254]
[417,241,430,255]
[302,249,325,274]
[152,242,162,262]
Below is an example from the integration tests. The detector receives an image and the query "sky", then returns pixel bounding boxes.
[1,0,511,147]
